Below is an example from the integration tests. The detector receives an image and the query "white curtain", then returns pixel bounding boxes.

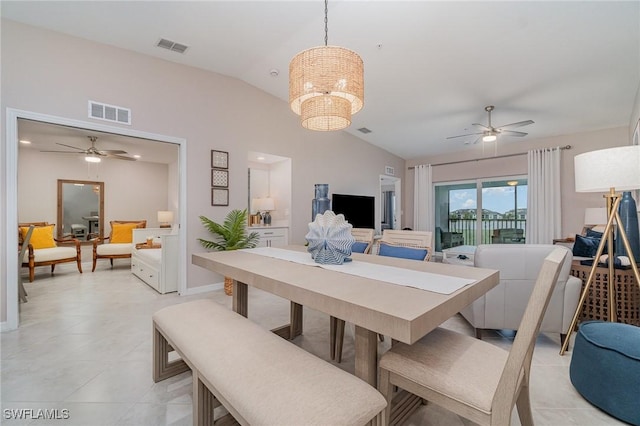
[526,148,562,243]
[413,164,433,231]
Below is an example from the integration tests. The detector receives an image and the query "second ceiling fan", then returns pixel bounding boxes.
[447,105,534,145]
[41,136,136,161]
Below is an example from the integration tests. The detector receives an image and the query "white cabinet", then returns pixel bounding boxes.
[132,228,178,294]
[252,227,288,248]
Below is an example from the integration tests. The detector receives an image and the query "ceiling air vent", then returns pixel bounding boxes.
[156,38,189,54]
[357,127,372,134]
[88,101,131,125]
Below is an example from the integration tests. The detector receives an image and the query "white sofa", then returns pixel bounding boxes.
[460,244,581,346]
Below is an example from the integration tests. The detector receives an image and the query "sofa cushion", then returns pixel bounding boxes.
[21,225,56,249]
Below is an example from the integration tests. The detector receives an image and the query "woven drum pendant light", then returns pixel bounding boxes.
[289,0,364,131]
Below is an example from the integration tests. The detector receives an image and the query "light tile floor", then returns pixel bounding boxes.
[1,261,624,425]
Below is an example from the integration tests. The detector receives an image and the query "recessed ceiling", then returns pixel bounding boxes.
[3,1,639,159]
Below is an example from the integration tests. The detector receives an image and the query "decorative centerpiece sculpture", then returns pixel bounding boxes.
[306,210,356,265]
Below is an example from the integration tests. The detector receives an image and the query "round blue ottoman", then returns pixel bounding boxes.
[570,321,640,425]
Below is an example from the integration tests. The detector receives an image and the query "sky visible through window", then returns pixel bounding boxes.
[449,185,528,214]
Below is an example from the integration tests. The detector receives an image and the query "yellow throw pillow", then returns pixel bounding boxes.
[21,225,56,249]
[110,223,138,243]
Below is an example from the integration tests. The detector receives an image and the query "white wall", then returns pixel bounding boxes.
[0,20,405,322]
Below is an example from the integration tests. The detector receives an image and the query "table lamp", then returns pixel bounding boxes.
[261,198,275,226]
[158,211,174,228]
[561,145,640,355]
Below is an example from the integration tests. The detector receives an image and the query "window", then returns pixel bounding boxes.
[434,177,527,251]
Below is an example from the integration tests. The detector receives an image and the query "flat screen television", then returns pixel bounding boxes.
[332,193,375,229]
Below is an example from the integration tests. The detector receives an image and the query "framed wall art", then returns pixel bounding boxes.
[211,150,229,169]
[211,169,229,188]
[212,188,229,206]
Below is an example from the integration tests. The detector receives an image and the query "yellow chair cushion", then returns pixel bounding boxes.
[110,223,139,243]
[21,225,56,249]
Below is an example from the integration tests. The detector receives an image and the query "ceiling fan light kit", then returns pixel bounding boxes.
[448,105,534,145]
[289,0,364,131]
[85,154,101,163]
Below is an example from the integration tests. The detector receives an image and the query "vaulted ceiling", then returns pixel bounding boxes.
[3,1,639,159]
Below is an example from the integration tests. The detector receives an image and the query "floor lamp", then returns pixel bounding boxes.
[560,145,640,355]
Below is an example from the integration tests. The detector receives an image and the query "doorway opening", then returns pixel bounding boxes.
[5,108,187,331]
[380,175,401,232]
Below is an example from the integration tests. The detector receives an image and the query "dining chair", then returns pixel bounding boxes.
[330,229,432,363]
[377,248,567,426]
[329,227,376,362]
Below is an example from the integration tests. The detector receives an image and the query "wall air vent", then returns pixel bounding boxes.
[357,127,372,134]
[88,101,131,125]
[156,38,189,54]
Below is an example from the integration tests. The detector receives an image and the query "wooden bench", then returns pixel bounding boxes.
[153,299,386,425]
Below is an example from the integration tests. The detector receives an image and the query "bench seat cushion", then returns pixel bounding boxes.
[153,299,386,426]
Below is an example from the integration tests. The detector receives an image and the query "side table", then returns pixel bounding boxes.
[570,260,640,326]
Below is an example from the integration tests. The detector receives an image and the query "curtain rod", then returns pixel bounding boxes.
[407,145,572,169]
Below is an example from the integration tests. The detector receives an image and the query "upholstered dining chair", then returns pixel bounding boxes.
[377,248,567,426]
[329,228,376,362]
[92,220,146,271]
[19,222,82,282]
[375,229,433,261]
[330,229,433,363]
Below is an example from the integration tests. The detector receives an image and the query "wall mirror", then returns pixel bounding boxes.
[57,179,104,241]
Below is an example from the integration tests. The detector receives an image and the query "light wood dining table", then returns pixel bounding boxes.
[193,245,499,384]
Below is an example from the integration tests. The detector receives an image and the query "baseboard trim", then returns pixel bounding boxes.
[183,282,223,295]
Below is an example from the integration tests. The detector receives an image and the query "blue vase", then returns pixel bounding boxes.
[312,184,330,221]
[615,192,640,263]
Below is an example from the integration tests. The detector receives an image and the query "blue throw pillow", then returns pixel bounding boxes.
[573,234,601,257]
[378,243,428,261]
[351,241,369,253]
[586,229,604,239]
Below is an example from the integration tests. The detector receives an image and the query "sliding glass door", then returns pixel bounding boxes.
[434,177,527,251]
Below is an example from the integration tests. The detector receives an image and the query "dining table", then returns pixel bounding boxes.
[192,245,499,423]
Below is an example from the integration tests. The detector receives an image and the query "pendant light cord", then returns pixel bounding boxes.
[324,0,329,46]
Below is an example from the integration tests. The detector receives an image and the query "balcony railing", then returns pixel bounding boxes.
[446,218,527,246]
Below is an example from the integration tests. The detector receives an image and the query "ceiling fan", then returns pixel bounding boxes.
[447,105,534,145]
[41,136,136,161]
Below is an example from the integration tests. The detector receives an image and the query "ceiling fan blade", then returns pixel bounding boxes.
[446,132,483,140]
[497,120,534,129]
[500,130,528,137]
[98,149,127,155]
[108,154,137,161]
[464,137,482,145]
[40,150,81,153]
[56,142,85,151]
[472,123,491,131]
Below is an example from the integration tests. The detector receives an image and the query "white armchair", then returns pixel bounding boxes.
[460,244,581,346]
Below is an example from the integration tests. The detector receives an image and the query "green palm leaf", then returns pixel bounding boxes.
[198,209,260,251]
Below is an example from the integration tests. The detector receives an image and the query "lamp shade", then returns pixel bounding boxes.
[157,211,174,223]
[574,146,640,192]
[261,198,275,211]
[584,207,607,226]
[289,45,364,131]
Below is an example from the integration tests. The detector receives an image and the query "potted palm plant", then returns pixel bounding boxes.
[198,209,260,295]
